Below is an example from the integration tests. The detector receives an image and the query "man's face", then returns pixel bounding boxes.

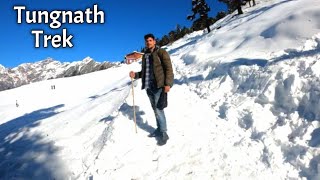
[145,37,156,49]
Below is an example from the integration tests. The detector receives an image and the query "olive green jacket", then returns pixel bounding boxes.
[135,47,174,89]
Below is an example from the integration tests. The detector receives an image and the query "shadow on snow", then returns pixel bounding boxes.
[0,104,69,179]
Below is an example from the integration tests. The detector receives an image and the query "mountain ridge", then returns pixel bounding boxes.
[0,57,119,91]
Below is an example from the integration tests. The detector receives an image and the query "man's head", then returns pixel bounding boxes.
[144,33,156,50]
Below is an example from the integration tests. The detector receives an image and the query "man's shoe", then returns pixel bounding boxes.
[148,128,161,137]
[157,132,169,146]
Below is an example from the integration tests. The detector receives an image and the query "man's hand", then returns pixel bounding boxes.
[129,71,135,79]
[164,86,170,93]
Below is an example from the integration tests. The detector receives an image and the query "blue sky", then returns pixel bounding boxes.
[0,0,227,68]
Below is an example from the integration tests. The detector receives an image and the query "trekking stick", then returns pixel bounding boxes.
[131,77,138,133]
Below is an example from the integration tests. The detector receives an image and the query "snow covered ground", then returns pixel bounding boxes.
[0,0,319,179]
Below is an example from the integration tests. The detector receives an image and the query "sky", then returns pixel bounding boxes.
[0,0,227,68]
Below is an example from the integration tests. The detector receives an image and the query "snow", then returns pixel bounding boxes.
[167,0,319,66]
[0,64,5,73]
[0,0,320,179]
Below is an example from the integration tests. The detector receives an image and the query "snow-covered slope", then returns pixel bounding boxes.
[0,57,117,92]
[0,0,319,179]
[0,63,134,179]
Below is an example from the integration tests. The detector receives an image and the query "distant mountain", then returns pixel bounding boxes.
[0,57,119,91]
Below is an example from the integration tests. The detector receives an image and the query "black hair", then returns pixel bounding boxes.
[144,33,155,40]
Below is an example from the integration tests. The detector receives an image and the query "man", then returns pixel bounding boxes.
[129,34,174,146]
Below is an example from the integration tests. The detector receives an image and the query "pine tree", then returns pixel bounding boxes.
[216,11,227,20]
[168,31,174,42]
[187,0,211,33]
[218,0,243,15]
[181,26,190,37]
[162,35,170,46]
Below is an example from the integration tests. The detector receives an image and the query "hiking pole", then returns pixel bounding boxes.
[131,77,138,133]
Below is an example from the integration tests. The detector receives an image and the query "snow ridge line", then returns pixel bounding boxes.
[75,82,133,179]
[77,119,116,180]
